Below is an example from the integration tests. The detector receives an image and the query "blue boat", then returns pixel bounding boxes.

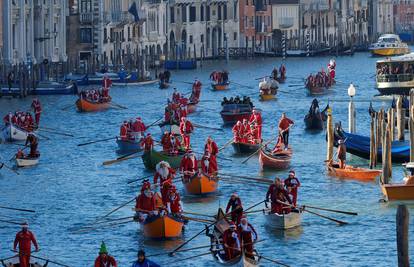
[88,72,121,85]
[116,137,142,154]
[65,73,89,86]
[1,81,76,95]
[334,127,409,162]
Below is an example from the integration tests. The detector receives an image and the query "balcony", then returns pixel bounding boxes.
[80,13,93,24]
[148,31,159,42]
[279,17,294,28]
[145,0,161,4]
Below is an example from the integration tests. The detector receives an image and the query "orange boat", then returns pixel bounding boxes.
[187,102,197,114]
[142,214,184,239]
[326,162,382,181]
[381,183,414,201]
[183,173,218,195]
[211,82,229,91]
[76,98,111,112]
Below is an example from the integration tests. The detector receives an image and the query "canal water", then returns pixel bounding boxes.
[0,52,413,266]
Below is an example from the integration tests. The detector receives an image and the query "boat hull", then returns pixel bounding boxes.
[259,94,276,101]
[141,150,184,170]
[327,164,382,181]
[183,174,218,195]
[211,83,229,91]
[143,214,184,239]
[113,79,159,87]
[220,112,252,125]
[232,142,260,154]
[2,124,33,142]
[187,103,197,114]
[265,211,302,230]
[381,184,414,200]
[370,47,410,56]
[159,123,180,135]
[304,113,324,130]
[259,149,291,169]
[116,138,142,154]
[76,99,111,112]
[16,157,39,167]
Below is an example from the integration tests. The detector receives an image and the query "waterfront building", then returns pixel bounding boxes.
[369,0,394,42]
[393,0,414,42]
[271,0,300,51]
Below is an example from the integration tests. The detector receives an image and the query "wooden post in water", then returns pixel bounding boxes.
[397,95,405,141]
[409,89,414,162]
[381,125,392,184]
[326,108,333,162]
[396,205,410,267]
[370,112,376,169]
[390,107,395,141]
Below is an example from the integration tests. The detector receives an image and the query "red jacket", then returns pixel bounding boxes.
[180,155,198,173]
[132,120,146,132]
[14,230,38,252]
[284,177,301,193]
[31,100,42,114]
[135,193,156,212]
[204,140,218,156]
[167,193,182,213]
[141,136,154,151]
[120,125,128,139]
[249,113,262,127]
[154,167,175,185]
[161,133,172,151]
[102,77,112,89]
[279,117,294,131]
[94,255,117,267]
[180,120,194,135]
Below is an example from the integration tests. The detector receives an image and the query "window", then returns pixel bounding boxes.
[223,4,227,20]
[233,32,237,41]
[190,6,196,22]
[182,6,187,22]
[201,34,204,43]
[80,0,91,13]
[218,6,222,20]
[104,28,107,43]
[110,28,114,41]
[190,35,193,44]
[170,7,175,23]
[128,27,131,40]
[200,5,204,21]
[206,6,210,21]
[233,1,237,19]
[80,28,92,43]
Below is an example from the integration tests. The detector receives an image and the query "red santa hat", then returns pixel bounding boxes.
[229,221,237,228]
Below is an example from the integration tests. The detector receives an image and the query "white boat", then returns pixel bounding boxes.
[375,53,414,95]
[369,34,410,56]
[112,79,159,87]
[159,122,180,135]
[1,124,33,142]
[16,156,39,167]
[265,210,302,230]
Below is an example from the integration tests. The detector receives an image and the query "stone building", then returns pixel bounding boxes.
[271,0,300,51]
[369,0,394,42]
[393,0,414,41]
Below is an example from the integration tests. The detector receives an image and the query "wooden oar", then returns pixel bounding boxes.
[241,137,274,164]
[102,153,140,166]
[257,254,290,267]
[0,218,24,225]
[74,217,134,231]
[183,216,215,224]
[218,138,234,151]
[192,151,232,162]
[164,252,211,264]
[37,128,74,137]
[0,253,19,262]
[127,174,154,184]
[304,208,348,225]
[77,137,116,146]
[219,174,272,184]
[288,84,303,87]
[36,132,50,141]
[255,76,269,80]
[230,81,253,89]
[220,173,273,183]
[1,163,20,175]
[95,197,136,222]
[303,205,358,216]
[192,123,223,131]
[0,206,35,213]
[147,244,212,257]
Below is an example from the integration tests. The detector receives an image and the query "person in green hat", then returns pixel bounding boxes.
[94,241,118,267]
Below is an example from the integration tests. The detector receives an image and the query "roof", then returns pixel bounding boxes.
[270,0,299,4]
[376,52,414,63]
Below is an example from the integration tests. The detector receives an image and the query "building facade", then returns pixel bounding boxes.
[393,0,414,41]
[2,0,67,65]
[271,0,300,51]
[369,0,394,42]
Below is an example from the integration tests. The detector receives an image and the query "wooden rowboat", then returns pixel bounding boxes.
[232,142,261,154]
[265,210,302,230]
[207,209,260,266]
[16,156,39,167]
[183,173,218,195]
[211,82,229,91]
[116,137,142,154]
[327,162,382,181]
[3,257,45,267]
[381,183,414,201]
[76,98,111,112]
[1,124,34,142]
[259,148,291,170]
[220,103,253,125]
[159,81,170,89]
[142,149,184,170]
[142,214,184,239]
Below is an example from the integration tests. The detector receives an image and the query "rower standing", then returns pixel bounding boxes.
[154,161,176,201]
[203,136,219,176]
[238,217,258,259]
[266,178,292,214]
[13,222,39,267]
[225,193,243,224]
[180,150,198,182]
[166,186,183,215]
[278,112,294,150]
[284,170,301,206]
[135,180,157,222]
[94,242,118,267]
[179,117,194,150]
[131,250,160,267]
[222,222,241,260]
[249,109,262,141]
[25,133,39,158]
[141,133,154,151]
[337,139,347,169]
[31,98,42,126]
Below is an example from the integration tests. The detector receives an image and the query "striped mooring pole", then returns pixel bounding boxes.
[306,29,310,57]
[282,32,286,60]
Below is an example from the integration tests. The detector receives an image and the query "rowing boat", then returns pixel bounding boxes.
[16,156,39,167]
[220,103,254,125]
[207,208,260,266]
[183,173,218,195]
[326,162,382,181]
[259,93,276,101]
[211,82,230,91]
[232,142,261,154]
[142,214,184,239]
[141,149,184,170]
[381,183,414,201]
[304,102,328,130]
[259,148,291,170]
[76,98,111,112]
[159,122,180,135]
[187,102,197,114]
[265,210,302,230]
[3,257,44,267]
[116,137,142,154]
[1,124,34,142]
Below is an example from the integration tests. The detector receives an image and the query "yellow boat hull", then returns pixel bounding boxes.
[260,94,276,101]
[370,47,410,56]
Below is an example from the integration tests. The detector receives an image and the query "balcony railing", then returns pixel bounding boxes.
[279,17,294,28]
[377,74,414,83]
[80,13,93,24]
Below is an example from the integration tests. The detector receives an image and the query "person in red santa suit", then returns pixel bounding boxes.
[284,170,301,206]
[154,161,176,201]
[94,242,117,267]
[203,136,219,175]
[240,119,251,143]
[172,88,180,103]
[179,105,187,120]
[190,79,202,103]
[249,123,260,144]
[102,74,113,89]
[249,109,262,141]
[225,193,244,224]
[25,113,34,131]
[135,180,157,222]
[238,216,258,259]
[164,105,173,124]
[271,135,284,154]
[3,112,13,125]
[180,150,198,183]
[266,177,292,214]
[141,133,154,151]
[179,117,194,150]
[119,121,129,141]
[169,134,181,155]
[31,98,42,126]
[13,221,39,267]
[160,131,172,152]
[222,222,241,260]
[166,186,183,215]
[232,121,243,143]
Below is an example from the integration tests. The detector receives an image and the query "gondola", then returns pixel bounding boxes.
[334,125,410,162]
[206,209,260,266]
[304,101,329,130]
[159,80,170,89]
[141,149,185,170]
[232,142,261,154]
[259,148,291,170]
[183,173,218,195]
[381,162,414,200]
[76,97,111,112]
[265,209,302,230]
[1,123,35,142]
[326,161,381,181]
[141,213,184,239]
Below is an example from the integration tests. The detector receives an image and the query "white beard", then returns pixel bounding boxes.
[158,167,169,178]
[204,159,209,169]
[241,224,249,231]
